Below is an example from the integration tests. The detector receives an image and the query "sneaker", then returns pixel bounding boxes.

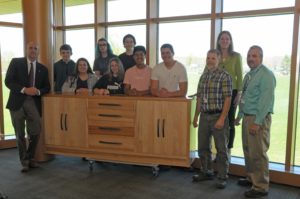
[238,178,252,187]
[192,172,214,182]
[216,179,227,189]
[244,189,268,198]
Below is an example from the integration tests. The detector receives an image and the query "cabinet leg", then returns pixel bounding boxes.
[152,165,159,177]
[88,160,95,171]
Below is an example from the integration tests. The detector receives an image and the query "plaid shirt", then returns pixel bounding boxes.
[197,67,232,112]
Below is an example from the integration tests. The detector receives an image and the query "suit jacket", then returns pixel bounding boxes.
[5,57,50,116]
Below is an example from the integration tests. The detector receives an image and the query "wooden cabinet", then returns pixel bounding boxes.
[43,96,88,148]
[43,95,192,167]
[136,100,189,165]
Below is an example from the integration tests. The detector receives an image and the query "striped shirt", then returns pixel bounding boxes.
[197,67,232,112]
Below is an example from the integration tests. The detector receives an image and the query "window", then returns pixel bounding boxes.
[159,0,211,17]
[224,0,294,12]
[65,29,95,65]
[107,0,146,22]
[65,0,94,25]
[107,25,146,56]
[0,27,24,137]
[223,14,293,163]
[0,0,22,23]
[159,21,211,95]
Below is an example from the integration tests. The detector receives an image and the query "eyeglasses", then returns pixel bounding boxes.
[99,43,107,47]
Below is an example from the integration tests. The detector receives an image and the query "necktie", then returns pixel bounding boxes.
[29,62,34,87]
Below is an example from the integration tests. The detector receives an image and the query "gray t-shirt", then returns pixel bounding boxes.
[151,61,187,92]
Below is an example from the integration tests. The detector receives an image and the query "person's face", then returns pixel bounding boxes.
[247,48,262,69]
[161,48,174,63]
[77,60,88,73]
[98,40,108,53]
[27,42,39,61]
[110,60,119,75]
[124,37,135,50]
[60,50,72,62]
[218,33,231,50]
[206,52,219,71]
[134,51,145,67]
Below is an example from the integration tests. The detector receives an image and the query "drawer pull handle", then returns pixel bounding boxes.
[99,140,122,145]
[60,113,63,130]
[157,119,160,137]
[65,114,68,131]
[162,119,165,137]
[98,114,121,118]
[98,103,121,107]
[98,127,121,131]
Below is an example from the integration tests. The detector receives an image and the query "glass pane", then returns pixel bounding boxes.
[0,27,24,136]
[107,25,146,56]
[0,0,22,23]
[65,29,95,65]
[107,0,146,22]
[159,21,211,96]
[159,0,211,17]
[224,0,295,12]
[296,74,300,166]
[223,14,293,163]
[65,0,94,25]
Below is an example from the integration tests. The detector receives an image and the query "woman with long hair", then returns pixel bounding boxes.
[216,31,243,156]
[93,38,116,77]
[62,57,98,94]
[93,57,124,95]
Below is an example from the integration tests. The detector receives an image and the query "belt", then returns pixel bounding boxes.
[244,112,271,117]
[244,113,255,116]
[203,110,222,114]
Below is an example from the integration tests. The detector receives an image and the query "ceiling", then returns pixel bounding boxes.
[0,0,93,15]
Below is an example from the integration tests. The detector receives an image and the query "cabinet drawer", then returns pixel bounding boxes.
[89,134,135,151]
[88,99,135,111]
[89,121,134,136]
[88,109,135,122]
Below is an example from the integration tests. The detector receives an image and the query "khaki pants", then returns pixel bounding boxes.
[242,114,271,192]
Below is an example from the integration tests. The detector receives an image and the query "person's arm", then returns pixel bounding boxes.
[124,84,132,95]
[5,58,25,93]
[215,96,231,129]
[159,81,187,97]
[193,97,201,128]
[135,89,150,96]
[150,79,160,97]
[254,72,276,125]
[234,53,243,106]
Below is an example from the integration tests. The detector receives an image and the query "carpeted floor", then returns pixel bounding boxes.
[0,148,299,199]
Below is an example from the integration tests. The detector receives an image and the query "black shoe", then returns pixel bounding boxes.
[216,179,227,189]
[21,160,29,172]
[244,189,268,198]
[192,172,214,182]
[238,178,252,187]
[29,160,40,168]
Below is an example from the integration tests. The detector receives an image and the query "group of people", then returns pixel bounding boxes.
[192,31,276,198]
[53,34,187,98]
[5,31,276,198]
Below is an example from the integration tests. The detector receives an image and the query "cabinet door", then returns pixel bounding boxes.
[136,101,162,155]
[43,97,87,148]
[136,100,189,158]
[160,101,189,157]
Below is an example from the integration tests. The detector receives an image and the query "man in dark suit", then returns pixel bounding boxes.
[5,41,50,172]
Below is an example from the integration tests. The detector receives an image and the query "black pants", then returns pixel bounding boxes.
[228,89,237,149]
